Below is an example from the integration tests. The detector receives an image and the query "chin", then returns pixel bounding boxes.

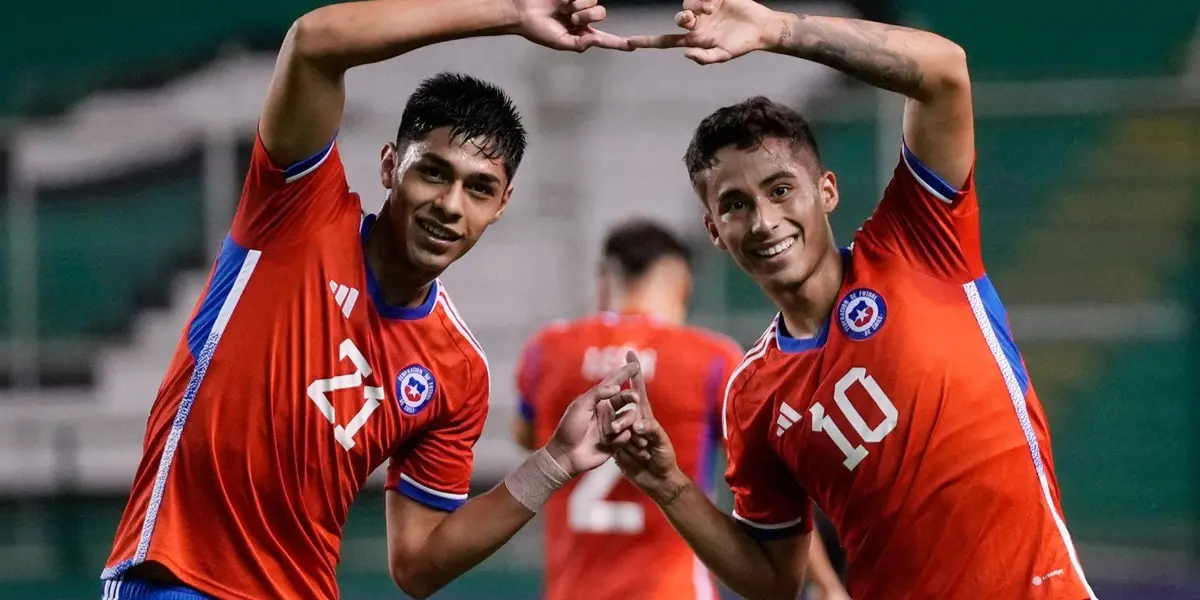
[754,260,814,293]
[407,246,456,274]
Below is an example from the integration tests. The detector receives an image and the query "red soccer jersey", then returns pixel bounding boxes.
[101,136,490,600]
[724,146,1095,600]
[517,313,743,600]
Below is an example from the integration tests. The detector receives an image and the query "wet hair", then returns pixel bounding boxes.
[684,96,822,184]
[396,72,527,180]
[602,219,692,281]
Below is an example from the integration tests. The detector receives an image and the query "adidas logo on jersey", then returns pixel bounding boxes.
[775,403,803,436]
[328,280,359,318]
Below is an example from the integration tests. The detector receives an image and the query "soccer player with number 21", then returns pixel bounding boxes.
[99,0,641,599]
[613,0,1097,599]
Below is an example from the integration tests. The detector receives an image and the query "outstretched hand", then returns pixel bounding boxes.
[544,359,643,478]
[512,0,633,52]
[627,0,776,64]
[600,352,690,506]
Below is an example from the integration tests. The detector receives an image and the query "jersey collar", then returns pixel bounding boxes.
[773,246,852,354]
[360,213,440,320]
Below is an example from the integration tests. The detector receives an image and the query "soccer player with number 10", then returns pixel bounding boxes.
[614,0,1097,599]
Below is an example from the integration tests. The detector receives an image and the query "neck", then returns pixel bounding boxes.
[613,290,686,325]
[365,209,438,309]
[769,246,844,338]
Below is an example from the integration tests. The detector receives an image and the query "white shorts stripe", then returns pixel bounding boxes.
[963,281,1096,599]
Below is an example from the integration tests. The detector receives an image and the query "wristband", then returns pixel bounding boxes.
[504,447,572,513]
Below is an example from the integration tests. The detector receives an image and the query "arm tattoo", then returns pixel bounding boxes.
[656,480,692,508]
[781,14,924,96]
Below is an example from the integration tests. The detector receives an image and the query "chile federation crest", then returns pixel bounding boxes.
[396,364,437,416]
[837,288,887,341]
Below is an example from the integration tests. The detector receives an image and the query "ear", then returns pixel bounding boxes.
[490,184,514,224]
[819,170,839,214]
[380,142,399,190]
[702,212,726,249]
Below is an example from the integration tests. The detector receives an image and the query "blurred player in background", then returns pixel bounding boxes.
[514,219,849,600]
[99,1,642,599]
[613,1,1096,599]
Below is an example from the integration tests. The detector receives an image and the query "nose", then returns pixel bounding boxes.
[750,196,782,237]
[431,182,466,220]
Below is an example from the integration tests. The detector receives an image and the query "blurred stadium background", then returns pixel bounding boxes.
[3,0,1199,598]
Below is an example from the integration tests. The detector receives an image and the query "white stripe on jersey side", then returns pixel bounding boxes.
[692,556,714,600]
[130,249,262,570]
[399,473,469,500]
[963,281,1097,599]
[283,143,334,184]
[721,321,778,441]
[731,510,807,530]
[435,287,491,390]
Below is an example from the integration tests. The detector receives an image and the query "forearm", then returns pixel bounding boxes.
[762,12,967,102]
[805,532,844,595]
[652,475,800,600]
[294,0,521,72]
[398,485,534,598]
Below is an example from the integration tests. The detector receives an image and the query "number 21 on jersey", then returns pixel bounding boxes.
[781,367,899,471]
[307,338,384,451]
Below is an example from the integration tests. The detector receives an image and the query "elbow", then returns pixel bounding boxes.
[288,15,325,61]
[931,40,970,94]
[289,10,342,64]
[390,565,440,600]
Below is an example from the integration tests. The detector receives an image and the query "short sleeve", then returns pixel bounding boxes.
[724,389,812,540]
[707,340,745,441]
[514,336,544,423]
[230,134,357,248]
[856,144,984,282]
[386,375,489,512]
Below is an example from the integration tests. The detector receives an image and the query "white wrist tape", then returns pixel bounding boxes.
[504,447,572,513]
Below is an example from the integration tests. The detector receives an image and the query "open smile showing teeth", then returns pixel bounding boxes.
[751,236,796,258]
[418,219,460,242]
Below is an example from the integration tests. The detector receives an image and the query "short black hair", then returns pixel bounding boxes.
[684,96,822,183]
[396,72,527,180]
[603,219,692,281]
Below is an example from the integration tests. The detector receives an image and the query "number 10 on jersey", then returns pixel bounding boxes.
[802,367,898,471]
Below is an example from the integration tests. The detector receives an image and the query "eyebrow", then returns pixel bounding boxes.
[421,152,503,187]
[760,171,794,186]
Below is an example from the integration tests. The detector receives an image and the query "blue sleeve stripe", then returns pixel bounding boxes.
[187,236,252,361]
[283,139,335,183]
[397,474,468,512]
[518,397,535,422]
[901,143,959,203]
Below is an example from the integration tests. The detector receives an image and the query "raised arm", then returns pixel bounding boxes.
[632,0,973,187]
[766,12,973,187]
[262,0,630,166]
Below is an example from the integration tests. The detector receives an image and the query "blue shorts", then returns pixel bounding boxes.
[101,579,212,600]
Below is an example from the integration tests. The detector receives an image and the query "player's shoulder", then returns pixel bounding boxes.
[721,319,782,434]
[677,325,744,360]
[525,313,618,349]
[429,283,490,392]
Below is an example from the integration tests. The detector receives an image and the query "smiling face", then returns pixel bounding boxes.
[696,136,840,293]
[379,126,513,275]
